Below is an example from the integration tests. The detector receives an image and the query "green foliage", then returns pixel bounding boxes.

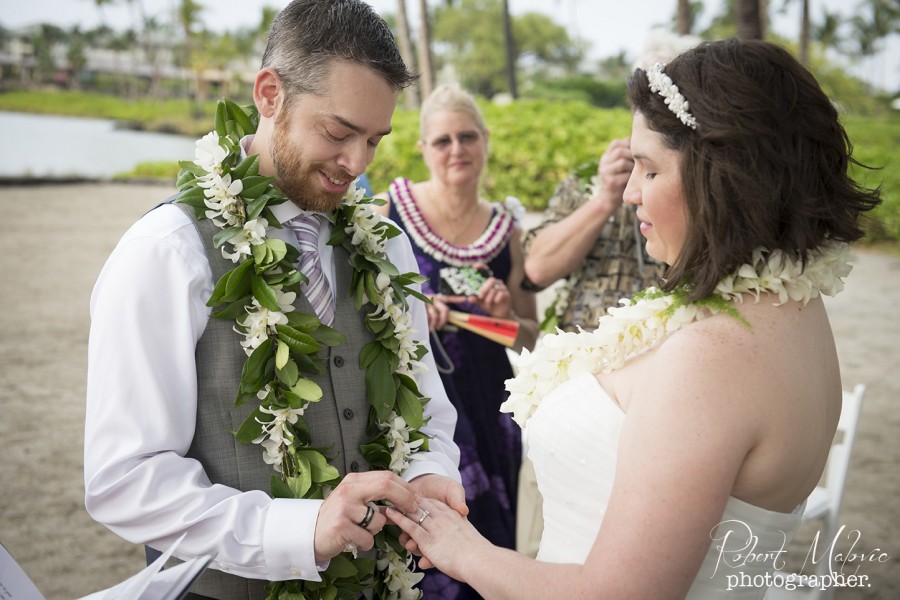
[513,12,585,71]
[432,0,510,97]
[523,75,628,108]
[367,99,633,211]
[481,101,632,210]
[114,160,181,181]
[0,90,217,136]
[815,63,891,116]
[9,88,895,245]
[843,114,900,243]
[432,0,582,97]
[770,35,892,116]
[367,98,898,245]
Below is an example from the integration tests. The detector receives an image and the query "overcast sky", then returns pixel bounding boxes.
[4,0,897,92]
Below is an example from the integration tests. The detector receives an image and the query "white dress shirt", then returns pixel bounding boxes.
[84,194,460,582]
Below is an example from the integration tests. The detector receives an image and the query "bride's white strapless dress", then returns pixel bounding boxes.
[527,373,803,599]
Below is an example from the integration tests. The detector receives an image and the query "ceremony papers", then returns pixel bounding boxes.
[1,535,214,600]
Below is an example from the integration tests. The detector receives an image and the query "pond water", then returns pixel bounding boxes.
[0,111,197,179]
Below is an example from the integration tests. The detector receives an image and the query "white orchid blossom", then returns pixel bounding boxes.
[346,202,388,255]
[193,131,228,173]
[186,124,430,596]
[376,271,392,291]
[379,412,425,473]
[336,192,427,379]
[236,286,295,355]
[376,551,425,600]
[503,243,851,427]
[222,217,268,263]
[201,173,245,228]
[251,403,307,472]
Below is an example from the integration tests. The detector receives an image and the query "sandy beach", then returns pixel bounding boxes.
[0,182,897,599]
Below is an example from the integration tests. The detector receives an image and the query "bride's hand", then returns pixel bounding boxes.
[387,498,491,580]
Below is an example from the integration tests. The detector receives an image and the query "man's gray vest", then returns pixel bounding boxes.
[173,203,376,600]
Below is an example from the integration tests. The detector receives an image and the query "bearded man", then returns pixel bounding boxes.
[84,2,463,599]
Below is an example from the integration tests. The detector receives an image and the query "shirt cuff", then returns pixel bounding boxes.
[263,498,325,581]
[403,455,459,483]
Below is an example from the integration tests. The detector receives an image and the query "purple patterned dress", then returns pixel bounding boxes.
[388,177,522,599]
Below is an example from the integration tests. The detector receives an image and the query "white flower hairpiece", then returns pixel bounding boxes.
[647,62,698,130]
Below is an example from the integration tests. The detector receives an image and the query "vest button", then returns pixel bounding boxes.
[350,461,361,472]
[343,408,354,420]
[333,355,345,367]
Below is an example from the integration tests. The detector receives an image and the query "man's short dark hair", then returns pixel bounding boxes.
[261,0,416,97]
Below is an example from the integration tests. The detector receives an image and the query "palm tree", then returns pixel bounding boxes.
[124,0,149,96]
[849,0,900,88]
[395,0,419,108]
[416,0,435,100]
[813,8,843,51]
[799,0,810,65]
[177,0,205,105]
[781,0,811,65]
[501,0,518,98]
[677,0,691,35]
[93,0,117,26]
[141,16,168,98]
[735,0,765,40]
[30,31,55,85]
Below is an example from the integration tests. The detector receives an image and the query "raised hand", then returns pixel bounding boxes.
[593,137,634,212]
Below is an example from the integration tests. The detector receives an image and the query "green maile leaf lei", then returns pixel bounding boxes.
[176,98,432,600]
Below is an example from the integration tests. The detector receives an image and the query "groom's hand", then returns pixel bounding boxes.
[313,471,417,562]
[408,473,468,516]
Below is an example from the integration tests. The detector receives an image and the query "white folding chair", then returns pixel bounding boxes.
[768,383,866,600]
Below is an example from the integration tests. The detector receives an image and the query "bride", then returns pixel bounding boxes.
[387,39,881,599]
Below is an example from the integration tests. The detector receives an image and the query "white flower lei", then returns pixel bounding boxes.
[176,100,431,600]
[502,242,852,427]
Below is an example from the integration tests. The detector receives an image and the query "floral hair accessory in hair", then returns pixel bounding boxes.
[647,62,698,130]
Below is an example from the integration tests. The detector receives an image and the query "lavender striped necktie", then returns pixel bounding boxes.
[286,213,335,326]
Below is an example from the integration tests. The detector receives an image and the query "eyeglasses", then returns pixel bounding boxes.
[425,131,482,150]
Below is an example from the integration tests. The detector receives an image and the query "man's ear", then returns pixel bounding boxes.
[254,67,282,118]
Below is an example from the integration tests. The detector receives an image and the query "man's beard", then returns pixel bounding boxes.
[271,111,347,213]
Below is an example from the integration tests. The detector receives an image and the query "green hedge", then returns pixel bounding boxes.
[842,115,900,244]
[12,90,889,243]
[366,99,633,210]
[366,99,899,244]
[0,90,217,136]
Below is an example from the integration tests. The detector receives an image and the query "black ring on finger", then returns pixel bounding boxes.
[358,504,375,529]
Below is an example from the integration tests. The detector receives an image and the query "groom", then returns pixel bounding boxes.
[84,2,463,599]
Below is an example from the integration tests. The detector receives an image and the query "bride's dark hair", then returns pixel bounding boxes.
[627,38,881,301]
